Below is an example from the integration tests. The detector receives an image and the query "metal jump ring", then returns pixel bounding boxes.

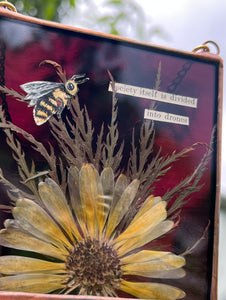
[192,40,220,55]
[192,45,210,53]
[0,1,17,12]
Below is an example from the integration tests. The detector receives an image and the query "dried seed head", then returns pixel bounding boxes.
[65,238,121,295]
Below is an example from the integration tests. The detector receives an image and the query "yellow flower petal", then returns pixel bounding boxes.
[13,198,72,251]
[120,280,186,300]
[130,195,161,226]
[0,256,65,275]
[97,167,114,233]
[105,179,139,238]
[4,219,19,230]
[38,178,81,242]
[121,251,185,278]
[0,228,65,260]
[79,164,100,238]
[121,249,172,263]
[111,174,128,212]
[122,267,186,280]
[101,167,114,198]
[67,166,88,236]
[0,274,65,293]
[68,166,82,218]
[114,200,167,244]
[116,220,173,256]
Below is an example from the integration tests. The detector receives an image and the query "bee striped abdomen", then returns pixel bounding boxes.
[34,95,60,126]
[40,99,56,111]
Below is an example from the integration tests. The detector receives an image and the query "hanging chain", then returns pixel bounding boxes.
[167,61,194,94]
[167,40,220,94]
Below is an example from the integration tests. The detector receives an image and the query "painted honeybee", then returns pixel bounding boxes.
[21,74,89,126]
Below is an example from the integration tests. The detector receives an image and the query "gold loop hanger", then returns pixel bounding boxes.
[192,45,210,53]
[192,40,220,55]
[0,1,17,12]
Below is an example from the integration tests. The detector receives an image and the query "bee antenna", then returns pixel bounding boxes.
[71,74,89,84]
[71,74,86,80]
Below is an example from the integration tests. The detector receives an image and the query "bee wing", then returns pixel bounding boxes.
[20,81,64,106]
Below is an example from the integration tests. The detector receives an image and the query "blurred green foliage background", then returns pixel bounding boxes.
[10,0,164,42]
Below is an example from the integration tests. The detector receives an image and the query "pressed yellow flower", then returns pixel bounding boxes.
[0,164,186,299]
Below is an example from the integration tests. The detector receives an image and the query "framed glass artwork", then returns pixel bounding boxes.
[0,8,223,300]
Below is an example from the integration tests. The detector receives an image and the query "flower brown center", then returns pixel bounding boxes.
[65,238,121,295]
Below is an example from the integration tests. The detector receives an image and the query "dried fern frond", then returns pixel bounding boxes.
[163,133,215,218]
[0,106,40,200]
[0,106,63,200]
[69,97,95,164]
[102,71,124,174]
[49,95,104,172]
[126,110,194,207]
[127,121,155,181]
[50,116,85,169]
[148,61,161,110]
[0,85,25,102]
[0,168,35,202]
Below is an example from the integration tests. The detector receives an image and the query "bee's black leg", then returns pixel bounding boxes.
[67,99,71,109]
